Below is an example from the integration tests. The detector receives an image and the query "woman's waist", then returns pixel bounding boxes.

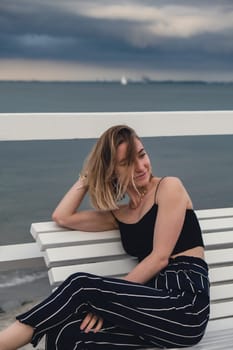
[167,254,209,276]
[171,246,205,260]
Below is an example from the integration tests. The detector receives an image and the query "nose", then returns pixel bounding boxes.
[134,158,144,172]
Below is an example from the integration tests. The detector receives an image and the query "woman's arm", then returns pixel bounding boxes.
[123,177,189,284]
[52,177,117,232]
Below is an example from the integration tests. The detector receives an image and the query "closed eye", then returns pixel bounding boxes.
[139,152,146,158]
[138,148,146,158]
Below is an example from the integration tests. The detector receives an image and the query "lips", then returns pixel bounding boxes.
[134,171,147,180]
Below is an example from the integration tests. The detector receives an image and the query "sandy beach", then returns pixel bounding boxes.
[0,272,51,349]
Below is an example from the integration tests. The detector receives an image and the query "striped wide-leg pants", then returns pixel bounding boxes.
[16,256,210,349]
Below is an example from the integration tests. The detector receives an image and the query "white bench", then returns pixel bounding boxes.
[30,207,233,349]
[1,110,233,348]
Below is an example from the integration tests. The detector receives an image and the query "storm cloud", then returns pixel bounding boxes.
[0,0,233,80]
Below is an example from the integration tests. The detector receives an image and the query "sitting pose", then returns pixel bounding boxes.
[0,125,209,349]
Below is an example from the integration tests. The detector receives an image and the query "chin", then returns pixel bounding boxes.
[136,174,150,187]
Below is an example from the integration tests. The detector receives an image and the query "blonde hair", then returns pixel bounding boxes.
[82,125,140,210]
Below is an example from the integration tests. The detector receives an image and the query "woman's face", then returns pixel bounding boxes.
[115,137,151,188]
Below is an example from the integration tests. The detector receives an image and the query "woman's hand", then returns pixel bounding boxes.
[80,312,104,333]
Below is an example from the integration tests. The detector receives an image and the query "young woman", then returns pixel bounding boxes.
[0,125,209,349]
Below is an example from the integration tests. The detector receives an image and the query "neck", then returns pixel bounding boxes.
[128,186,148,209]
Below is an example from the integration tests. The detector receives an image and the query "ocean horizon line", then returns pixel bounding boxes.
[0,79,233,85]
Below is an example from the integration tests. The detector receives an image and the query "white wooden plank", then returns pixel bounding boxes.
[0,243,44,271]
[209,265,233,283]
[210,300,233,319]
[191,328,233,349]
[203,231,233,248]
[37,230,120,250]
[206,317,233,332]
[210,284,233,302]
[48,262,233,289]
[30,221,65,239]
[205,248,233,265]
[31,217,233,244]
[196,207,233,219]
[149,320,232,349]
[133,327,233,350]
[37,229,233,251]
[197,328,233,344]
[45,242,127,267]
[48,258,137,286]
[48,260,233,287]
[200,217,233,232]
[1,111,233,141]
[30,207,233,240]
[31,207,233,236]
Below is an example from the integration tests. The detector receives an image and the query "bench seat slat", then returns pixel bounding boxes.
[203,230,233,248]
[37,230,120,250]
[30,207,233,238]
[196,207,233,219]
[200,217,233,232]
[30,221,67,239]
[210,283,233,301]
[209,265,233,283]
[205,248,233,265]
[186,325,233,349]
[45,242,127,267]
[145,329,233,350]
[49,265,233,304]
[36,229,233,251]
[45,245,233,268]
[211,300,233,319]
[48,258,137,286]
[30,221,66,238]
[206,317,233,332]
[48,261,233,285]
[191,328,233,349]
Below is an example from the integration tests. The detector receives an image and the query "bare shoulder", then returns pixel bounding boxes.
[157,176,192,207]
[160,176,184,190]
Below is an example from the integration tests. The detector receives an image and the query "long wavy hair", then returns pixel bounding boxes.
[81,125,140,210]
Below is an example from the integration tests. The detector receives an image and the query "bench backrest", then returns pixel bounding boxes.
[31,207,233,332]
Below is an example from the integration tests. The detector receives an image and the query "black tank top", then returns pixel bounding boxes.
[113,184,204,261]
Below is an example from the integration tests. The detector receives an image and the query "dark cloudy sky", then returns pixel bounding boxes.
[0,0,233,81]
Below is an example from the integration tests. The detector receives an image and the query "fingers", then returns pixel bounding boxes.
[84,314,98,333]
[94,316,103,333]
[80,312,104,333]
[80,312,93,331]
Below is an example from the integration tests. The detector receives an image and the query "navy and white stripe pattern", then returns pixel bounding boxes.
[17,256,210,349]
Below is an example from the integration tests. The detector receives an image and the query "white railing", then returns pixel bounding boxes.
[0,110,233,272]
[0,110,233,141]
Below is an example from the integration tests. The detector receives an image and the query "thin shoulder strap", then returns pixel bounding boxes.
[154,176,166,204]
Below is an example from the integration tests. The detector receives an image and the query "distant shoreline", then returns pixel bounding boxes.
[0,80,233,85]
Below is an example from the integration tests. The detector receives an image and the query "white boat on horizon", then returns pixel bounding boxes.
[120,76,128,85]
